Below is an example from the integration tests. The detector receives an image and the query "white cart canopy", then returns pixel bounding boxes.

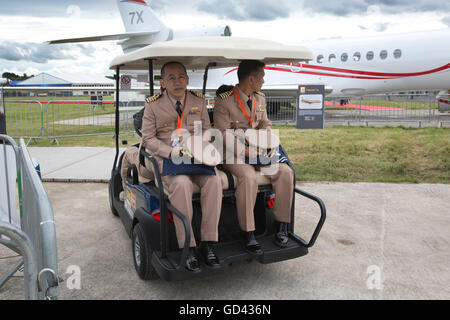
[109,36,312,71]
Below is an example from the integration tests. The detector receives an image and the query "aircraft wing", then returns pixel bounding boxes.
[46,31,158,44]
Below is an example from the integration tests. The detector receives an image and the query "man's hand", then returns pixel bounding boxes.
[245,145,262,158]
[266,147,279,158]
[170,146,183,159]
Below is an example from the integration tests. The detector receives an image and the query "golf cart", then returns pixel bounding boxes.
[108,37,326,281]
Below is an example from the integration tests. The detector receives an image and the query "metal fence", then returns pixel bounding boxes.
[266,96,297,124]
[0,134,59,299]
[4,100,142,141]
[3,94,449,141]
[265,93,450,126]
[325,94,439,123]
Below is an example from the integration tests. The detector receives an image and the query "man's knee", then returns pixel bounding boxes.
[208,174,222,190]
[279,163,293,178]
[235,168,257,190]
[168,175,194,194]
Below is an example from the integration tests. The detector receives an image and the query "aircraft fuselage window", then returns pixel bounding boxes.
[380,50,388,60]
[366,51,374,61]
[394,49,402,59]
[353,52,361,61]
[341,53,348,62]
[329,54,336,62]
[317,55,324,63]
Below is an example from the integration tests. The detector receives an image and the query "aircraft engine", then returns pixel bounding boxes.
[173,25,232,39]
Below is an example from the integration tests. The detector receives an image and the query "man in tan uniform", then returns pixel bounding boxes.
[214,60,294,254]
[141,61,222,272]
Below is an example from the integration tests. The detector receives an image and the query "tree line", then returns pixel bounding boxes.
[2,72,34,84]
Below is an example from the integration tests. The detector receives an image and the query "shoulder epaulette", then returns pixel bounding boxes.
[255,91,265,97]
[189,90,205,99]
[145,93,162,103]
[218,90,234,100]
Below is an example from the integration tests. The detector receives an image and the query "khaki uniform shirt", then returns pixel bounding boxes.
[213,85,272,162]
[142,90,210,168]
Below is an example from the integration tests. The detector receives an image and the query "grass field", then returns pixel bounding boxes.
[12,125,450,184]
[277,126,449,183]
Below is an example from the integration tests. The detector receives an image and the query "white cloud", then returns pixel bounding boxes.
[0,2,448,79]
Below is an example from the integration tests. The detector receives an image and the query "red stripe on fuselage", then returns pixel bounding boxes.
[299,63,450,78]
[224,63,450,80]
[265,66,393,80]
[121,0,147,5]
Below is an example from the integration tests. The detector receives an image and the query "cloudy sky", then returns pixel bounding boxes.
[0,0,449,80]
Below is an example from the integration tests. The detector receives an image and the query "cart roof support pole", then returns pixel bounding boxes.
[202,62,216,96]
[113,66,121,170]
[146,59,154,97]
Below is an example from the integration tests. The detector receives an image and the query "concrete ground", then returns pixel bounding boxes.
[1,181,449,300]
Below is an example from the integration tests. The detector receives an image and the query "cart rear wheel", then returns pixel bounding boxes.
[132,222,158,280]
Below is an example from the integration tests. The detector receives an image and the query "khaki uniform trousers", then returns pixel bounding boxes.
[120,146,140,190]
[223,162,294,232]
[120,145,154,190]
[162,168,222,249]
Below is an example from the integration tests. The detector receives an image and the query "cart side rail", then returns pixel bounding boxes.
[139,148,191,269]
[294,186,326,248]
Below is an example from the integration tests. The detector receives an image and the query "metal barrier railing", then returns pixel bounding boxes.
[325,94,443,123]
[4,100,143,141]
[3,100,45,141]
[0,134,59,300]
[45,100,117,139]
[266,96,297,124]
[4,95,449,140]
[263,93,449,126]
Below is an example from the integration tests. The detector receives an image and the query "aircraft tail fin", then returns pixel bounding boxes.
[117,0,168,34]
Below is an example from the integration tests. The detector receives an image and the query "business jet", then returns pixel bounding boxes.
[47,0,450,104]
[47,0,231,53]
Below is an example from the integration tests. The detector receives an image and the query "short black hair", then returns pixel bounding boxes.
[237,60,265,82]
[160,61,187,78]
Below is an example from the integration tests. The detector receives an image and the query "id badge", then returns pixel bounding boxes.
[172,138,180,147]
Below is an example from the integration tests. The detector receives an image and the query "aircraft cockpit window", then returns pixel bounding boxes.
[366,51,374,60]
[329,54,336,62]
[394,49,402,59]
[317,55,324,63]
[380,50,388,60]
[353,52,361,61]
[341,53,348,62]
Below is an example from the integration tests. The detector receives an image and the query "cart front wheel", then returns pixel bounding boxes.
[132,222,158,280]
[108,179,119,217]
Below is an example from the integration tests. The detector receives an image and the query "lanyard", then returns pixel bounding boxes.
[175,93,187,137]
[233,87,256,128]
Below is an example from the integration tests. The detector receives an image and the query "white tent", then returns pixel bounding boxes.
[12,72,71,87]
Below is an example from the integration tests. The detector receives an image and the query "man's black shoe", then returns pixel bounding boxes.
[243,231,263,256]
[185,247,201,273]
[274,222,289,248]
[200,242,221,268]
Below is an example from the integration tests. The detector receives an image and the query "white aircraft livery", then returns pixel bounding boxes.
[48,0,231,53]
[47,0,450,99]
[213,29,450,99]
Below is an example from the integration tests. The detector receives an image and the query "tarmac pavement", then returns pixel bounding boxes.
[0,147,449,300]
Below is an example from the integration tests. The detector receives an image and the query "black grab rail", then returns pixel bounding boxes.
[294,187,326,248]
[140,149,191,270]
